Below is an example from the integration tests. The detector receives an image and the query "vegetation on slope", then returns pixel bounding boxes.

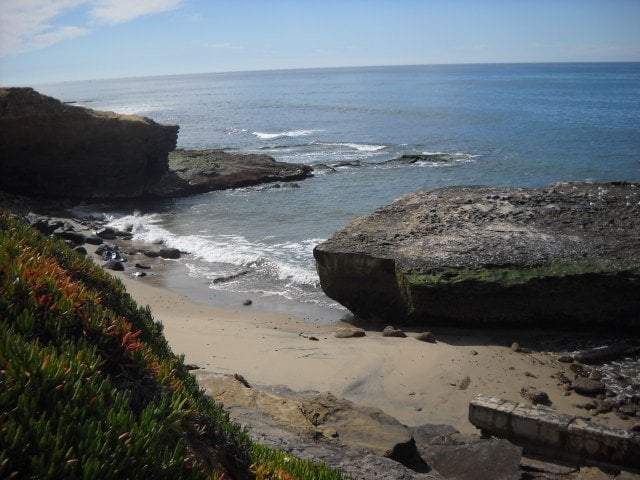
[0,211,346,480]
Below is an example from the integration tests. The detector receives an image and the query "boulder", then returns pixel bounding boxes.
[0,88,178,199]
[313,182,640,327]
[159,248,181,259]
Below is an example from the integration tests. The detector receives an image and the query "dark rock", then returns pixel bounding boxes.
[520,387,551,406]
[95,227,116,240]
[27,214,55,235]
[61,230,86,245]
[84,234,103,245]
[572,377,606,395]
[242,299,252,306]
[620,404,637,416]
[382,325,407,338]
[159,248,180,259]
[385,153,458,164]
[334,327,366,338]
[135,263,152,269]
[212,269,250,284]
[0,87,178,199]
[103,259,124,271]
[557,355,574,363]
[148,149,314,197]
[133,271,146,278]
[426,438,522,480]
[415,332,436,343]
[313,182,640,327]
[73,246,87,255]
[142,250,160,258]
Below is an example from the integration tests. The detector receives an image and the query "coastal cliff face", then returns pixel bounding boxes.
[314,182,640,327]
[0,87,179,199]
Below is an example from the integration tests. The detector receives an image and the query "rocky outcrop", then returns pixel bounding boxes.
[0,88,313,200]
[0,87,178,199]
[148,149,313,196]
[313,182,640,327]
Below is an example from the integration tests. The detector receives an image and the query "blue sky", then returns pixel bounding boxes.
[1,0,639,85]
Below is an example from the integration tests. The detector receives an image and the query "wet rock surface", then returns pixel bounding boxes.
[314,182,640,327]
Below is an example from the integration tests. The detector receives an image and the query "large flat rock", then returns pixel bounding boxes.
[149,148,313,196]
[0,87,178,199]
[313,182,640,327]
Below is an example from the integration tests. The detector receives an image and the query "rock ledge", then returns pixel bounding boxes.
[314,182,640,327]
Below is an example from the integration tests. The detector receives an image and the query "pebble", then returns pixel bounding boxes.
[242,299,252,306]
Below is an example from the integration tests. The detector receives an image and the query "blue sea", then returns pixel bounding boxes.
[37,63,640,317]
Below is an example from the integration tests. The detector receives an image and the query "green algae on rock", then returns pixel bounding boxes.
[313,182,640,327]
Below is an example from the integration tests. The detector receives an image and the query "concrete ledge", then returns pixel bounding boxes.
[469,394,640,469]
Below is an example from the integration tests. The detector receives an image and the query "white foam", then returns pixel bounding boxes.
[421,151,481,159]
[320,142,386,152]
[252,129,320,140]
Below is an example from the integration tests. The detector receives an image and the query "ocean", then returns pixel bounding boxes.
[36,63,640,318]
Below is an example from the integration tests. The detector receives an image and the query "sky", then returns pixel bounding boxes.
[1,0,639,85]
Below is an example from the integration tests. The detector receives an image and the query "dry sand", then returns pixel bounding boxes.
[108,264,632,436]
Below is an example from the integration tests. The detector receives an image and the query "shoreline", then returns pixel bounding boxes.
[110,258,637,436]
[4,204,638,437]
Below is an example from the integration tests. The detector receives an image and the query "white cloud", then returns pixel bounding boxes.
[0,0,184,56]
[90,0,184,25]
[0,0,88,55]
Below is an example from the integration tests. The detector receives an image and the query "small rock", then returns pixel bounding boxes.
[334,327,366,338]
[242,299,252,306]
[61,230,86,245]
[415,331,436,343]
[95,227,116,240]
[572,377,606,395]
[511,342,520,352]
[470,350,478,356]
[233,373,251,388]
[521,386,551,406]
[458,376,471,390]
[159,248,181,259]
[102,259,124,271]
[84,234,103,245]
[308,336,319,341]
[631,423,640,432]
[142,250,160,258]
[615,411,630,420]
[135,263,152,269]
[73,246,87,255]
[133,271,147,278]
[382,325,406,338]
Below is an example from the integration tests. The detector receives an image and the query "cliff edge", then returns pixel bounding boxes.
[0,87,179,199]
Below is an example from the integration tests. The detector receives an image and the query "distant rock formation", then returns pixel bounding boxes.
[149,149,313,196]
[0,87,178,199]
[0,88,313,200]
[314,182,640,327]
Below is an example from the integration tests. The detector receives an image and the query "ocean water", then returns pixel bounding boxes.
[37,63,640,314]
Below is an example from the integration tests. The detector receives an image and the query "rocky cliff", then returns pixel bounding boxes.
[0,87,178,199]
[314,182,640,327]
[0,88,313,199]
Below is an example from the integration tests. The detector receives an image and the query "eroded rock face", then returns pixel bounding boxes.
[313,182,640,327]
[0,87,178,199]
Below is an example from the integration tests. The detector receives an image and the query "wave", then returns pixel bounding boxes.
[252,129,320,140]
[104,213,322,288]
[312,142,386,152]
[421,151,481,160]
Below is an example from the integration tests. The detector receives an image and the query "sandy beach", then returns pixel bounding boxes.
[106,256,634,436]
